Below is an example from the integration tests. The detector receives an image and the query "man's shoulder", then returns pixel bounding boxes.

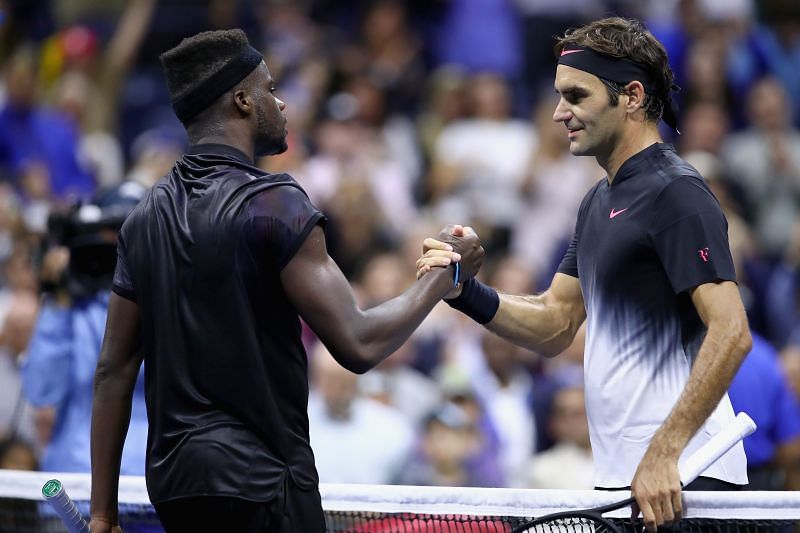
[244,173,318,214]
[648,147,704,185]
[640,149,714,205]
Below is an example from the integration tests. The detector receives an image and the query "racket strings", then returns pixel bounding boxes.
[519,516,623,532]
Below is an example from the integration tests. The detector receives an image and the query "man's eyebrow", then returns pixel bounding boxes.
[555,85,589,97]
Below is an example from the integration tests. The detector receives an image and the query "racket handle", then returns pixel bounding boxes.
[679,412,756,485]
[42,479,91,533]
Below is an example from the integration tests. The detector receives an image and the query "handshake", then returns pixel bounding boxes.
[416,225,484,298]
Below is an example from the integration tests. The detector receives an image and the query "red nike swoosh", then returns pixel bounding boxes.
[609,208,628,219]
[560,49,584,56]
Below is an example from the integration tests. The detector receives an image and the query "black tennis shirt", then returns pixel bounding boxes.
[556,142,744,487]
[112,144,326,503]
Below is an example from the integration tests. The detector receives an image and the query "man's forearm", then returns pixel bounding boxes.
[649,322,751,458]
[487,292,583,356]
[90,372,136,522]
[347,267,456,372]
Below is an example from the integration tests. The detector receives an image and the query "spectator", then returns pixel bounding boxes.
[124,127,184,189]
[764,222,800,349]
[0,436,37,471]
[0,47,95,204]
[513,94,600,277]
[461,332,536,487]
[729,333,800,490]
[680,35,735,113]
[722,77,800,255]
[47,0,157,189]
[356,0,426,115]
[432,364,505,487]
[677,101,731,155]
[427,72,536,245]
[308,343,414,484]
[415,66,467,165]
[0,438,39,532]
[21,182,148,474]
[355,253,442,425]
[527,386,594,489]
[782,344,800,405]
[394,402,491,487]
[749,0,800,125]
[0,292,38,447]
[296,98,415,275]
[429,0,523,81]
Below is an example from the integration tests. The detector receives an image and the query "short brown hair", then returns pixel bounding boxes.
[555,17,674,123]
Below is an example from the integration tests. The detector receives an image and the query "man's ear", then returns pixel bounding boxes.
[233,89,252,116]
[623,80,646,115]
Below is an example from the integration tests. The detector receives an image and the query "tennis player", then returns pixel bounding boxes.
[88,30,483,533]
[418,17,750,532]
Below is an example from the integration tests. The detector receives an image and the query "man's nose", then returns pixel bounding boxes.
[552,99,572,123]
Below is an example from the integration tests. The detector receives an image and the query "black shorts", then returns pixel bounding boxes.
[153,480,325,532]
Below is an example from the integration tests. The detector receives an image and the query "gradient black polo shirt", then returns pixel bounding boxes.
[557,142,746,487]
[112,144,326,503]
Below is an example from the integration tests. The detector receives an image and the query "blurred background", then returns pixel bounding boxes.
[0,0,798,492]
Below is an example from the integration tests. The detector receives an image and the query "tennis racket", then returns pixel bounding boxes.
[510,412,756,533]
[42,478,91,533]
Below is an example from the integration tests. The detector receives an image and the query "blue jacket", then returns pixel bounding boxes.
[22,292,148,474]
[729,333,800,467]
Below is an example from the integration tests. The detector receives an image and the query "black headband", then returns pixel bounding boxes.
[558,46,680,132]
[171,46,263,123]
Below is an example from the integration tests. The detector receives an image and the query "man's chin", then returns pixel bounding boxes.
[257,139,289,157]
[568,142,592,157]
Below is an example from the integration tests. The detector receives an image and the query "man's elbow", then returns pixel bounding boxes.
[538,342,569,359]
[736,324,752,357]
[536,323,581,359]
[93,357,119,392]
[327,345,374,375]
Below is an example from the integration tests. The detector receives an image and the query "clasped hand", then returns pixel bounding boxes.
[415,225,483,296]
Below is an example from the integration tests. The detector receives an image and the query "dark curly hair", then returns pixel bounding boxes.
[159,29,251,105]
[555,17,674,123]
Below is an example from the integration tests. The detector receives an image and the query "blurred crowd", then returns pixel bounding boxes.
[0,0,799,494]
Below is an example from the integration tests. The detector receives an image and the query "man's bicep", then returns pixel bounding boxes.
[280,226,360,348]
[492,272,585,355]
[689,281,747,328]
[547,272,586,324]
[97,293,142,375]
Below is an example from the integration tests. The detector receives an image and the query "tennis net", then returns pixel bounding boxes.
[0,470,798,532]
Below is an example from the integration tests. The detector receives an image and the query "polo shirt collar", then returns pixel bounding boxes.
[611,142,674,186]
[187,143,254,165]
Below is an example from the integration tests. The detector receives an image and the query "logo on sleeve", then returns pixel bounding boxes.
[609,208,628,219]
[698,247,710,262]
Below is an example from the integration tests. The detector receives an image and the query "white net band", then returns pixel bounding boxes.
[1,470,799,520]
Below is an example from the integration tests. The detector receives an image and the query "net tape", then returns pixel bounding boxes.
[1,470,799,529]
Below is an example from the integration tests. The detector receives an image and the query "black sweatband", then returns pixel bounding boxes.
[558,46,680,132]
[171,46,263,123]
[446,278,499,325]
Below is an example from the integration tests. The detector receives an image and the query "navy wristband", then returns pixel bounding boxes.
[445,278,499,324]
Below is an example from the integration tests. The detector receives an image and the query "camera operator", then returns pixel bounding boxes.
[21,182,148,474]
